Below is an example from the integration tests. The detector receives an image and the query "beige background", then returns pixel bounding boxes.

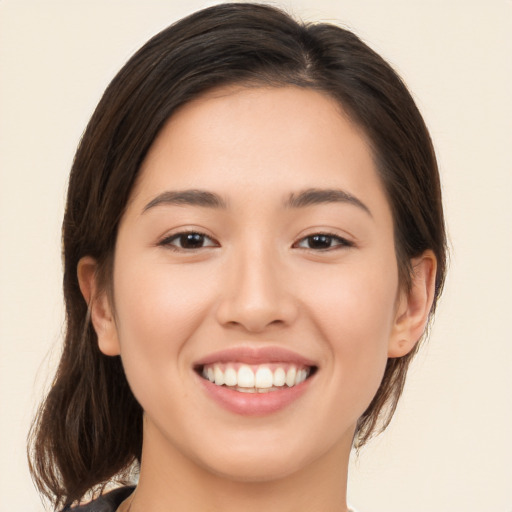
[1,1,511,511]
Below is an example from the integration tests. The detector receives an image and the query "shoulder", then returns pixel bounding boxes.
[62,486,135,512]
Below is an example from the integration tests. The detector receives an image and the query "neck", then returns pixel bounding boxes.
[126,420,353,512]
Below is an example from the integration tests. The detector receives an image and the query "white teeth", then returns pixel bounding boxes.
[214,365,224,386]
[273,367,286,387]
[237,365,255,388]
[201,363,312,391]
[255,367,273,388]
[224,366,237,386]
[295,369,307,385]
[285,367,296,387]
[237,387,257,393]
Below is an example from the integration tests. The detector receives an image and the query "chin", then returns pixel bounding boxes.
[198,448,313,484]
[183,423,350,485]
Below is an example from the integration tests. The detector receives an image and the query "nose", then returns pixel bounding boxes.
[215,245,299,333]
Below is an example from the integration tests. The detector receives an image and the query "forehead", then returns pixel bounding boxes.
[130,85,387,214]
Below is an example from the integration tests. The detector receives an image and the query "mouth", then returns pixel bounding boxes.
[195,362,318,394]
[193,346,318,415]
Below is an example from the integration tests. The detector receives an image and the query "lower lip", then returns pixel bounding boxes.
[197,374,312,416]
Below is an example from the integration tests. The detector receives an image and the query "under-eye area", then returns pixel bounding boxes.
[195,363,318,393]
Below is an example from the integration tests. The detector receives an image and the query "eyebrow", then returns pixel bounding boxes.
[285,188,372,216]
[143,189,228,212]
[142,187,371,216]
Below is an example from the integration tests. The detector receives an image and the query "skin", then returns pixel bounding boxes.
[79,86,436,512]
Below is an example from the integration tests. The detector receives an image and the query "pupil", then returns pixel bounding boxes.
[181,233,204,248]
[309,235,331,248]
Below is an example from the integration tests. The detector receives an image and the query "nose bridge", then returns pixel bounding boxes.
[216,238,297,332]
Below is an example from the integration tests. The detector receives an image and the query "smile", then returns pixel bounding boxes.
[193,347,318,415]
[200,363,313,393]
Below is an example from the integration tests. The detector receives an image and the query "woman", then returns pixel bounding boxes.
[29,3,446,511]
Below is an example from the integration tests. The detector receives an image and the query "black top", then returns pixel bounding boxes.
[64,487,135,512]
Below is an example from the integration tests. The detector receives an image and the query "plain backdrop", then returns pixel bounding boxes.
[0,1,511,511]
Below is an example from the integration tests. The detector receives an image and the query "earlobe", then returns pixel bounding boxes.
[388,250,437,358]
[77,256,121,356]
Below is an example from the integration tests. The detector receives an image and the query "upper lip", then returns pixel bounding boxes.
[194,346,318,368]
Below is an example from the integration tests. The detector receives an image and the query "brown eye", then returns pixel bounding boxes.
[295,234,352,250]
[160,232,218,250]
[178,233,207,249]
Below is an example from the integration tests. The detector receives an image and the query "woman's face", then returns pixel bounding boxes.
[98,86,406,481]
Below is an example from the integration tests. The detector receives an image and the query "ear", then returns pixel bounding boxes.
[388,250,437,358]
[77,256,121,356]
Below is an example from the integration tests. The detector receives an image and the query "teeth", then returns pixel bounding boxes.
[255,367,273,388]
[285,367,296,387]
[237,387,256,393]
[214,365,224,386]
[237,365,255,388]
[224,366,237,386]
[273,367,286,387]
[295,369,307,385]
[201,363,312,392]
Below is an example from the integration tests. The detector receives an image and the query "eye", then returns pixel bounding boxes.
[294,233,353,251]
[159,231,218,250]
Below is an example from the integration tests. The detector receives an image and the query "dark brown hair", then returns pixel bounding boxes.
[29,3,446,508]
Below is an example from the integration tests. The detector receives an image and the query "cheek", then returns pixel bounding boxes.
[111,255,217,389]
[305,253,398,339]
[301,256,398,409]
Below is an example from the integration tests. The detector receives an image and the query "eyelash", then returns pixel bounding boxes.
[158,231,218,251]
[293,232,354,251]
[158,230,353,252]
